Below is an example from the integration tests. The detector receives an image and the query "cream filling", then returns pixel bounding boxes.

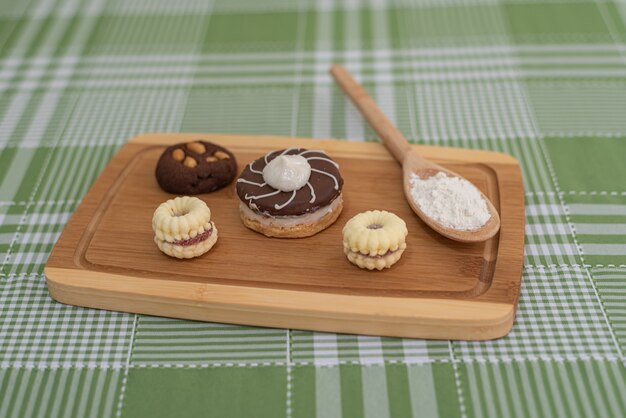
[240,196,342,228]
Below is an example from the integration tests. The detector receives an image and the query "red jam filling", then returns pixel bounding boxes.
[172,227,212,246]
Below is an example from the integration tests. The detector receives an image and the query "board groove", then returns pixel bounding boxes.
[45,133,525,340]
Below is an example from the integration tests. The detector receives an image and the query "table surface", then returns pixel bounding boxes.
[1,1,626,417]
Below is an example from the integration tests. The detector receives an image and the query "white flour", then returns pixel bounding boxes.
[409,172,490,231]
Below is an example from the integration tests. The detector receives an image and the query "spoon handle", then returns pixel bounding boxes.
[330,64,412,164]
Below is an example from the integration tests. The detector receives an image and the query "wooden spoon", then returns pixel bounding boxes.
[330,64,500,243]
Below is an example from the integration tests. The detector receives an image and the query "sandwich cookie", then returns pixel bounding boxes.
[342,210,407,270]
[152,196,218,259]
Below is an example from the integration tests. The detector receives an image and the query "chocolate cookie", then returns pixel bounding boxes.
[155,140,237,195]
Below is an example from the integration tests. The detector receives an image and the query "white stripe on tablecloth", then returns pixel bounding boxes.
[10,368,33,418]
[568,362,596,418]
[22,371,45,418]
[314,329,341,418]
[544,361,574,418]
[312,0,333,139]
[606,362,626,412]
[344,0,364,141]
[491,362,513,418]
[524,244,579,256]
[529,363,555,418]
[10,232,60,244]
[502,363,526,418]
[1,54,623,80]
[312,333,340,365]
[135,351,285,360]
[406,364,438,418]
[315,367,342,418]
[358,336,390,418]
[5,67,626,92]
[401,339,429,363]
[0,147,37,201]
[525,223,572,236]
[584,362,613,418]
[48,369,70,418]
[74,368,93,418]
[525,204,565,216]
[0,92,30,143]
[102,371,121,418]
[575,223,626,234]
[568,204,626,215]
[516,363,541,418]
[361,365,390,418]
[370,1,396,129]
[464,362,484,418]
[479,363,500,417]
[1,43,624,67]
[580,244,626,255]
[89,368,108,418]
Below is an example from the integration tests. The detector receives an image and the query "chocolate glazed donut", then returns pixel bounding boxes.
[237,148,343,238]
[236,148,343,216]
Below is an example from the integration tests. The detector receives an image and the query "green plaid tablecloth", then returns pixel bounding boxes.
[1,0,626,417]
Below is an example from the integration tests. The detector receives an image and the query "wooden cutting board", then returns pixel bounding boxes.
[45,133,525,340]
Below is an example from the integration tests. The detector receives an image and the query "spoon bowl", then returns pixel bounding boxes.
[402,154,501,242]
[330,64,501,243]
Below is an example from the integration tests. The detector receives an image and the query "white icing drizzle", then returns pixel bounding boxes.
[275,190,297,210]
[279,147,299,156]
[311,168,339,190]
[237,178,266,187]
[249,159,263,174]
[298,150,325,156]
[244,190,280,201]
[305,156,339,168]
[306,182,316,203]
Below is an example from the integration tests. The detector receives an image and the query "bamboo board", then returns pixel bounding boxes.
[45,133,525,340]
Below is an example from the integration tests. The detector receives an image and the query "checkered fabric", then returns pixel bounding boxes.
[1,0,626,417]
